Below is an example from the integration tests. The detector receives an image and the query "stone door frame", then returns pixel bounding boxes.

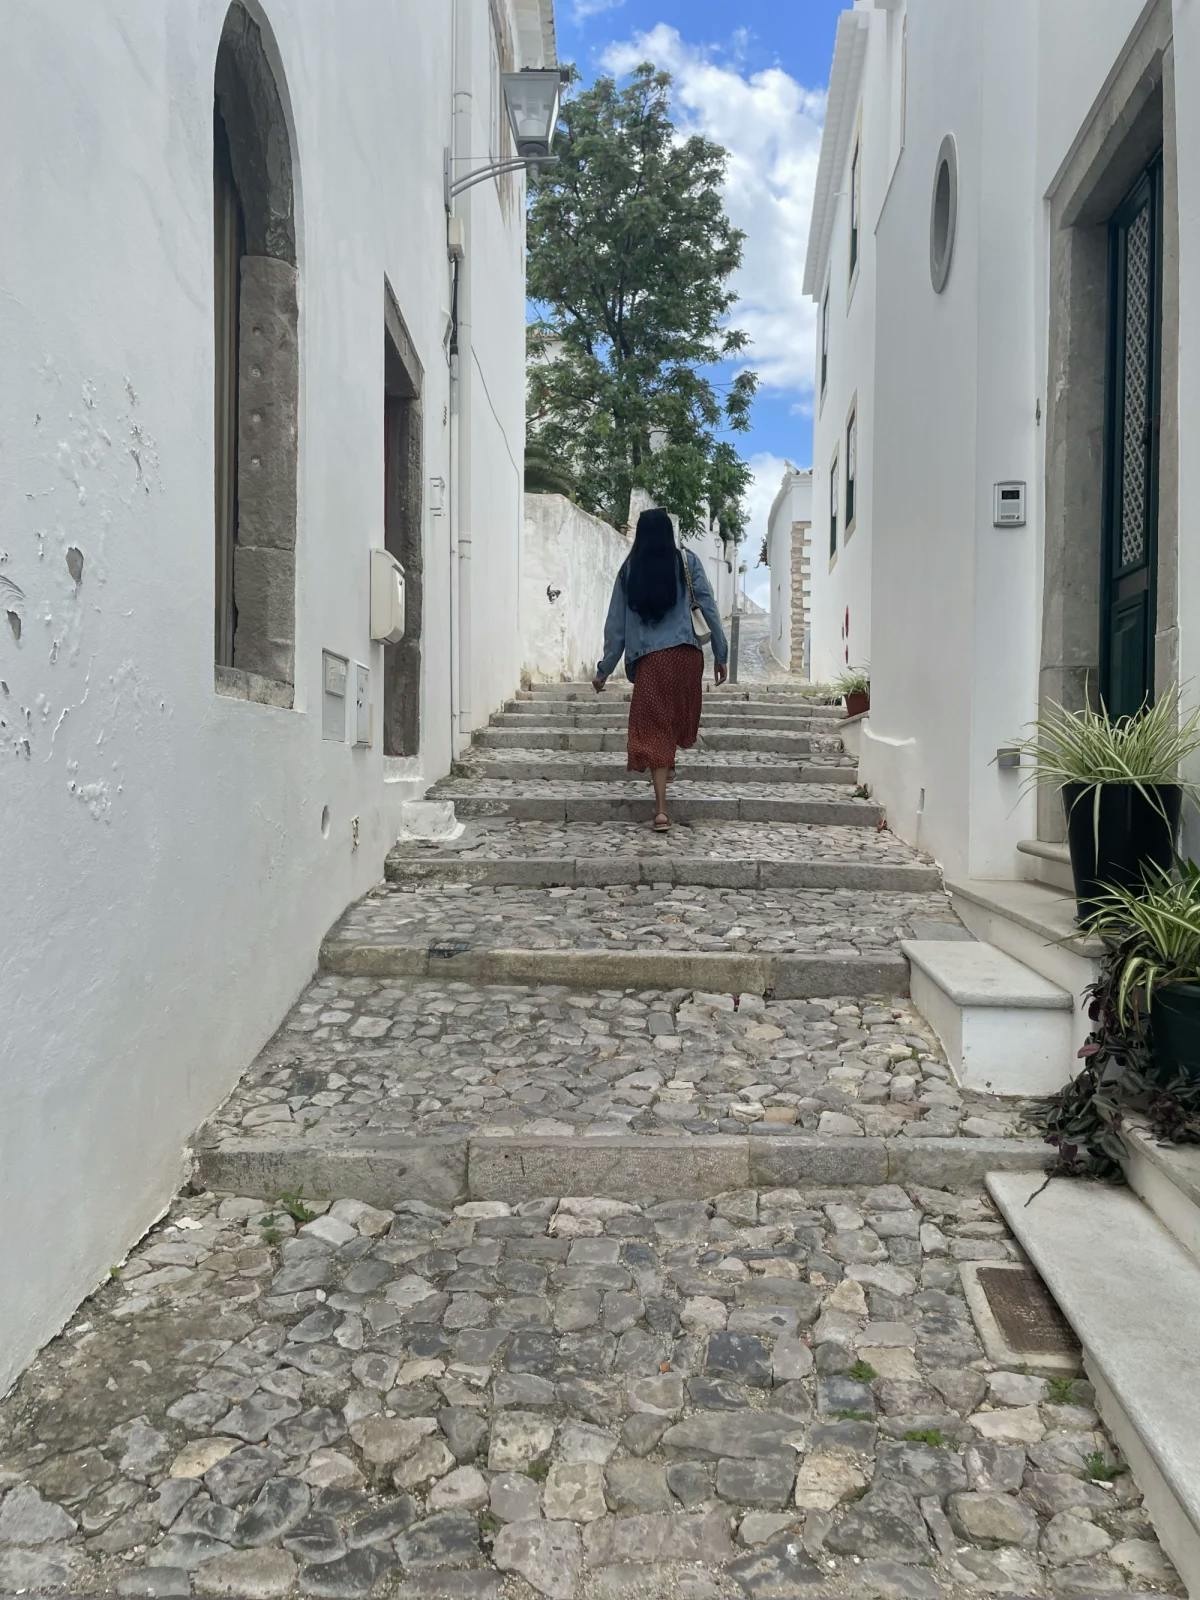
[1038,0,1178,838]
[383,281,424,760]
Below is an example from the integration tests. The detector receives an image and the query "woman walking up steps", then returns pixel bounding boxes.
[592,508,728,832]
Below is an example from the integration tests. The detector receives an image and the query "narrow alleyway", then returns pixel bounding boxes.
[733,613,799,687]
[0,679,1181,1599]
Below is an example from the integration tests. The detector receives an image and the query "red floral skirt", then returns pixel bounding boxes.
[627,644,704,773]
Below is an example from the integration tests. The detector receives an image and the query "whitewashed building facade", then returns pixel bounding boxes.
[804,5,904,684]
[807,0,1200,898]
[0,0,555,1392]
[764,465,813,674]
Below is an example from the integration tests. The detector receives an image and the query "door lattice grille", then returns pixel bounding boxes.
[1119,203,1152,570]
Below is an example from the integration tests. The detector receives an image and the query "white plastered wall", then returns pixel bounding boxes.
[808,8,887,688]
[521,494,631,681]
[0,0,537,1392]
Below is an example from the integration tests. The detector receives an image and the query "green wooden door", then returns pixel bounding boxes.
[1101,156,1163,718]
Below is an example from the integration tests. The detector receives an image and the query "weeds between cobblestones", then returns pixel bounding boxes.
[0,1187,1179,1599]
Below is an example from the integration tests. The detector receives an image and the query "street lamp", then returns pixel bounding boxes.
[445,68,563,205]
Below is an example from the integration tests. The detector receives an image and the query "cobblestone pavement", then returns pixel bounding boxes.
[327,884,958,958]
[733,613,800,686]
[0,1186,1177,1600]
[390,821,929,869]
[201,983,1033,1148]
[459,749,855,773]
[1,678,1181,1597]
[436,779,876,809]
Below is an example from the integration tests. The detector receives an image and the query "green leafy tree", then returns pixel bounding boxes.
[526,65,756,537]
[523,442,578,499]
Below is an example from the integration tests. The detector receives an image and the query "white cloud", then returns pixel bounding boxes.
[744,451,790,548]
[735,450,790,607]
[573,0,625,20]
[599,25,825,395]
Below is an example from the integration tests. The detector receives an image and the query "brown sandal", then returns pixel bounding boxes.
[652,814,671,833]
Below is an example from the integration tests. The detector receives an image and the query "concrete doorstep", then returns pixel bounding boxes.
[196,1130,1052,1208]
[317,938,911,999]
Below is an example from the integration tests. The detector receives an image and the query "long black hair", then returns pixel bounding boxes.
[624,508,681,623]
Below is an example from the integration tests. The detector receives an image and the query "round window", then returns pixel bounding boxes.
[930,134,958,293]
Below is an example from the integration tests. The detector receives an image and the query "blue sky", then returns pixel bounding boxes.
[552,0,843,588]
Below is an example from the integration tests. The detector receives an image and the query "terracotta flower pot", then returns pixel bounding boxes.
[844,691,869,719]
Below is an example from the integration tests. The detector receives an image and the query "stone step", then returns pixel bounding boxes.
[435,781,883,828]
[317,878,956,996]
[989,1170,1200,1596]
[476,727,826,755]
[198,972,1045,1203]
[199,1129,1051,1205]
[387,819,939,892]
[1122,1122,1200,1266]
[461,757,858,786]
[519,682,837,704]
[505,698,844,721]
[947,877,1103,1058]
[902,939,1075,1098]
[386,854,941,892]
[1016,837,1076,894]
[492,711,839,732]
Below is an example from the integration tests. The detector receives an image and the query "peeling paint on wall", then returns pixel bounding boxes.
[2,365,166,781]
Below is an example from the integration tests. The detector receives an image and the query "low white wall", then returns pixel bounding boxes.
[522,494,630,682]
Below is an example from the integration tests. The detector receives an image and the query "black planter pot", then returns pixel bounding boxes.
[1152,982,1200,1083]
[1062,781,1181,921]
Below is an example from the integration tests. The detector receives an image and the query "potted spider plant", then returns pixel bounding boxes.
[1085,861,1200,1083]
[1012,685,1200,920]
[833,667,870,719]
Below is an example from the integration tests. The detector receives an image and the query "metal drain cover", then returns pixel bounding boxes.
[961,1262,1081,1373]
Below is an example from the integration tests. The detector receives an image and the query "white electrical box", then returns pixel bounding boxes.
[370,549,406,644]
[322,651,348,742]
[993,481,1026,527]
[354,663,371,747]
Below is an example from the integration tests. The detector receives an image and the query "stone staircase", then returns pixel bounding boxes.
[1,678,1184,1600]
[197,679,1052,1208]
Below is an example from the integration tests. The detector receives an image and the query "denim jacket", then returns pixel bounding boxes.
[597,549,729,683]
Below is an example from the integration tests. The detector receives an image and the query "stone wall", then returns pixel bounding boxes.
[790,524,811,675]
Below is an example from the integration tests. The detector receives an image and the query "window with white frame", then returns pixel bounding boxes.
[820,282,830,397]
[829,452,840,559]
[845,403,858,534]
